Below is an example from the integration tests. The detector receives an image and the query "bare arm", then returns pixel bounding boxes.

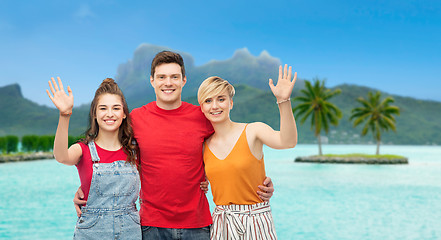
[46,77,82,165]
[254,65,298,149]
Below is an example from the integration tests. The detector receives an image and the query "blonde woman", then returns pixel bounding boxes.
[197,65,298,240]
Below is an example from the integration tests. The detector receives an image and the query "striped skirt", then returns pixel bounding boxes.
[211,202,277,240]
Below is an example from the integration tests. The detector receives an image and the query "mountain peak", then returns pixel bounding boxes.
[232,48,252,59]
[0,83,23,98]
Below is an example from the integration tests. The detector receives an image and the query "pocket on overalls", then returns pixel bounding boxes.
[95,163,139,197]
[76,214,101,229]
[128,211,141,225]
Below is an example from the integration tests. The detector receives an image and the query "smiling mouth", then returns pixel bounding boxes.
[104,120,116,124]
[211,111,222,115]
[162,89,175,94]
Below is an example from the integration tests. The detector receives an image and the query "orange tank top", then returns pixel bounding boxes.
[203,125,266,205]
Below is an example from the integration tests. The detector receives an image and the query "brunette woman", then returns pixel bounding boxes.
[47,77,141,239]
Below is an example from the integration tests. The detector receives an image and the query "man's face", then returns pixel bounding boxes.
[150,63,187,110]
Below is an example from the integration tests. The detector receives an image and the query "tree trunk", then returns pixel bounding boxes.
[318,135,323,156]
[376,140,380,155]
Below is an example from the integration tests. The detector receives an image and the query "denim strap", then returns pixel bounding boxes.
[87,141,100,163]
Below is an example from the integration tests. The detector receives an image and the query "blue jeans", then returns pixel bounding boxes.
[141,226,210,240]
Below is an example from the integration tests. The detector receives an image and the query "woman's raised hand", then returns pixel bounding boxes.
[268,64,297,103]
[46,77,74,116]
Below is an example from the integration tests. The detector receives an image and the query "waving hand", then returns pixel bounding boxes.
[268,64,297,102]
[46,77,74,116]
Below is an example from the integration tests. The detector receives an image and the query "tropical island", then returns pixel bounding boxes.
[291,79,406,164]
[295,154,408,164]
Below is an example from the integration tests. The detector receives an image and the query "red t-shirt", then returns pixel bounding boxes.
[130,101,214,228]
[76,142,128,202]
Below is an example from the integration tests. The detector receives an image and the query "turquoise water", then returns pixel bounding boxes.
[1,144,440,239]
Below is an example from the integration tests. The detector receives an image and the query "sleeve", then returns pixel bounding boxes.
[76,142,87,166]
[203,113,214,138]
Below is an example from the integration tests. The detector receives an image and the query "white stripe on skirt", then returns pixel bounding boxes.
[211,202,277,240]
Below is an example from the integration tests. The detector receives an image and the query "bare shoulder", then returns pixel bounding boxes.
[247,122,272,132]
[69,143,82,151]
[68,143,83,162]
[246,122,273,138]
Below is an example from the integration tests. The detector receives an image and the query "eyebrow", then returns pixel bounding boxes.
[98,104,122,107]
[155,73,181,77]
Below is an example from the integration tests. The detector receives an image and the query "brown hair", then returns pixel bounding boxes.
[198,76,235,105]
[151,51,185,77]
[83,78,138,166]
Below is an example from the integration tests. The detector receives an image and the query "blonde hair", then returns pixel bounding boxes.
[198,76,235,105]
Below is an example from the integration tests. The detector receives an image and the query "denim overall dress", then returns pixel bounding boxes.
[73,141,141,239]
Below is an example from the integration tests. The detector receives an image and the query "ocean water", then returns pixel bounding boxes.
[1,144,440,239]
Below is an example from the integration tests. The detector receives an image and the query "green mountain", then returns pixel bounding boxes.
[187,84,441,145]
[114,44,306,109]
[1,44,439,144]
[0,84,89,137]
[329,84,441,145]
[1,82,440,145]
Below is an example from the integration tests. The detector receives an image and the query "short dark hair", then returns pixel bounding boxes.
[151,51,185,77]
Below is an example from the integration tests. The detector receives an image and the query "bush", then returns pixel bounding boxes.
[21,135,39,152]
[71,135,85,146]
[0,137,6,154]
[6,135,19,153]
[37,135,54,152]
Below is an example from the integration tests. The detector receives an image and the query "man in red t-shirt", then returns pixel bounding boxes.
[75,51,274,240]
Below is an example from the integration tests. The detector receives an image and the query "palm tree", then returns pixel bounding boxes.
[293,79,342,155]
[350,91,400,155]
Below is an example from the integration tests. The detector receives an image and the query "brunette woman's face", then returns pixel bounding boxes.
[95,93,126,133]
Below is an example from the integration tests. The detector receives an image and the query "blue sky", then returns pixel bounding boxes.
[1,0,440,106]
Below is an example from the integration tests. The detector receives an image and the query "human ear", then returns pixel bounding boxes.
[150,76,154,88]
[181,76,187,87]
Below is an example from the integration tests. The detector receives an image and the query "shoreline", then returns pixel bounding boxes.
[295,155,408,164]
[0,152,54,163]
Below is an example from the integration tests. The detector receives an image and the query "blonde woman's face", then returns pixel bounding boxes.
[200,90,233,123]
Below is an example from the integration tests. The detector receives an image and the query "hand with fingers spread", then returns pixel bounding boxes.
[46,77,74,116]
[268,64,297,103]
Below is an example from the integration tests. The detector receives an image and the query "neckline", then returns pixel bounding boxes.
[205,124,247,161]
[151,101,187,114]
[94,142,123,152]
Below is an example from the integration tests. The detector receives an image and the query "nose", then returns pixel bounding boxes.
[106,109,114,117]
[212,100,219,108]
[164,77,172,86]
